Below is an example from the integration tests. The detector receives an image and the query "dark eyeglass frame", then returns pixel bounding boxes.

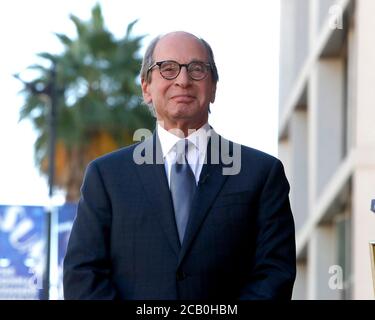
[147,60,212,81]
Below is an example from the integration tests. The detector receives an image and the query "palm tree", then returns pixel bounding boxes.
[17,4,154,202]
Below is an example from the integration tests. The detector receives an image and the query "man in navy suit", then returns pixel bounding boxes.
[63,31,296,300]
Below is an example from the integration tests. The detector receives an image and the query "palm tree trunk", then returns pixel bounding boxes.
[65,146,85,203]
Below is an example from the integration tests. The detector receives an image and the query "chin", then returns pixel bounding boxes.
[171,104,195,117]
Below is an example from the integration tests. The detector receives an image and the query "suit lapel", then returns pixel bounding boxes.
[134,130,233,262]
[134,132,181,256]
[177,131,230,267]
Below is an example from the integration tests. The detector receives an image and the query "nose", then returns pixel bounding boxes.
[175,65,191,87]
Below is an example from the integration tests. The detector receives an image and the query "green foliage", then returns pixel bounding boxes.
[18,4,154,172]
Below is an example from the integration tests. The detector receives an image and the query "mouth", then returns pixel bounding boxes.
[171,95,195,103]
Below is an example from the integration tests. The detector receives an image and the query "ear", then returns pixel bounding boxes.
[210,83,217,103]
[141,78,152,104]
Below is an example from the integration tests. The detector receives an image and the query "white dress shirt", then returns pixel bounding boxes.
[157,123,211,186]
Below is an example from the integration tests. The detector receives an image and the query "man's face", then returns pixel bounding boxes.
[142,32,216,132]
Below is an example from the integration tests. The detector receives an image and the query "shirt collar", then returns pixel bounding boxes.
[157,122,211,158]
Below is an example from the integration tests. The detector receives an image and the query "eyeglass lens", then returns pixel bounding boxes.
[159,61,208,80]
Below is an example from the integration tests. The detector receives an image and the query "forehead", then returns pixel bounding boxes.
[153,33,208,62]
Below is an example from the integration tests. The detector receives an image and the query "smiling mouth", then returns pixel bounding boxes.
[171,95,195,103]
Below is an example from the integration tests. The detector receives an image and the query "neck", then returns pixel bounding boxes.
[157,118,207,138]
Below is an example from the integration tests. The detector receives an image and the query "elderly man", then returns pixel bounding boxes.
[63,31,296,300]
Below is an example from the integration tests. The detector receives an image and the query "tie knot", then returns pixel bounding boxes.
[175,139,189,155]
[174,139,189,164]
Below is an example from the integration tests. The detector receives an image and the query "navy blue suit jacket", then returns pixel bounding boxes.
[63,131,296,299]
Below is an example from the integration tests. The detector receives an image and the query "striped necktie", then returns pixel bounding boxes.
[170,139,197,244]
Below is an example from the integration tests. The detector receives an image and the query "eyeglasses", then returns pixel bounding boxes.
[147,60,212,81]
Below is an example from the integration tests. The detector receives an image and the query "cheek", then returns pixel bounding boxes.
[203,86,215,103]
[155,84,170,100]
[209,84,217,101]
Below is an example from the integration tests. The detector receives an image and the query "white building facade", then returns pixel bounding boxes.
[279,0,375,299]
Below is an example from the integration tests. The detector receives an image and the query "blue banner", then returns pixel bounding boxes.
[0,205,46,299]
[56,203,77,299]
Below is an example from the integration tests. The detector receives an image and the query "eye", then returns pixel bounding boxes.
[161,62,178,72]
[189,62,205,72]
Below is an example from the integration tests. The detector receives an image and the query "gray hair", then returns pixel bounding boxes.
[140,33,219,116]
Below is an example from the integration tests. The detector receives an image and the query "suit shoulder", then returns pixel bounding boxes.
[218,134,278,165]
[88,142,140,168]
[236,144,289,187]
[240,144,279,165]
[216,134,283,173]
